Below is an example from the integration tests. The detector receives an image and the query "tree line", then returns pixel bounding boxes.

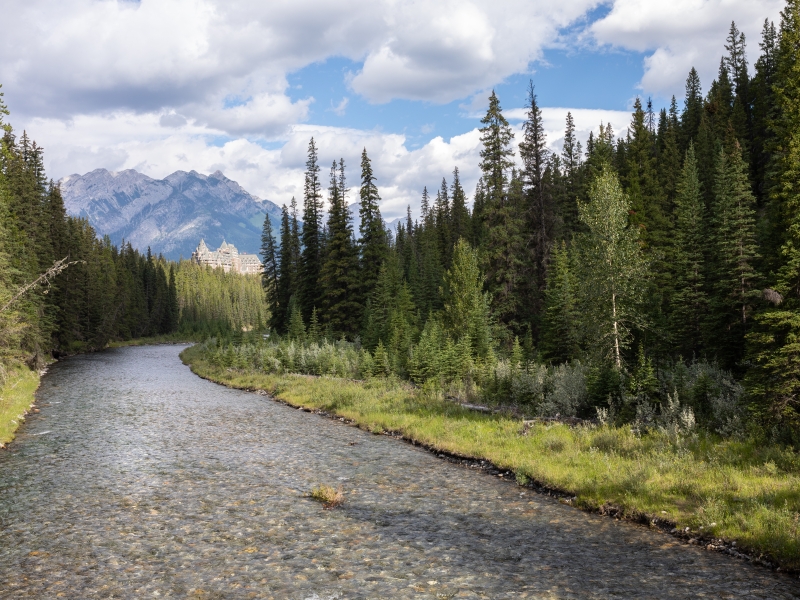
[0,96,270,371]
[260,2,800,437]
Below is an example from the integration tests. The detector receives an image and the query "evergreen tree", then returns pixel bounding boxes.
[670,144,708,357]
[441,239,492,359]
[681,68,704,152]
[479,90,515,204]
[449,167,470,248]
[519,81,554,319]
[540,241,581,363]
[260,212,279,328]
[706,143,760,369]
[320,160,360,336]
[300,138,324,321]
[273,203,296,332]
[358,148,387,301]
[560,111,581,234]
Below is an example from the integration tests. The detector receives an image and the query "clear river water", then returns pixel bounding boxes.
[0,345,798,599]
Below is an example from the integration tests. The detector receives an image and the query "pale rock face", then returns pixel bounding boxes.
[60,168,282,261]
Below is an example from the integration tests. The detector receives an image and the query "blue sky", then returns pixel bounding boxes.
[286,46,649,148]
[0,0,784,220]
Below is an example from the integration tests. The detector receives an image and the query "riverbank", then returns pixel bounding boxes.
[0,366,41,447]
[181,343,800,572]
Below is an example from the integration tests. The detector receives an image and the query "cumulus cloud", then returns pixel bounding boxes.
[29,110,484,221]
[590,0,784,98]
[350,0,603,103]
[1,0,605,125]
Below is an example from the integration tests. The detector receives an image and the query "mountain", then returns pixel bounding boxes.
[60,168,283,260]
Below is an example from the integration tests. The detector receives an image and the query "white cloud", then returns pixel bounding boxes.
[30,110,485,221]
[590,0,784,98]
[350,0,603,103]
[0,0,606,124]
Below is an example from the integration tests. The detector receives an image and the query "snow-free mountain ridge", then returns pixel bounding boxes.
[60,168,283,261]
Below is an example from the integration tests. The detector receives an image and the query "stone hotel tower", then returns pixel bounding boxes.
[190,239,262,275]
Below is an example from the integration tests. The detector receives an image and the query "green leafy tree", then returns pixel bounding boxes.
[577,168,649,368]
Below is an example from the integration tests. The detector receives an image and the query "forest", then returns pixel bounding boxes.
[240,7,800,444]
[0,102,267,377]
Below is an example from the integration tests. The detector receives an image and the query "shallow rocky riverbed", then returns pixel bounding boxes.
[0,345,798,599]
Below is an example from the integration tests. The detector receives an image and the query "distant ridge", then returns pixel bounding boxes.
[60,168,282,261]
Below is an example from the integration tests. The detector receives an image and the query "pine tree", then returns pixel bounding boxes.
[449,167,470,247]
[273,203,296,332]
[540,240,581,363]
[670,144,708,357]
[358,148,387,301]
[479,90,515,205]
[751,19,779,205]
[769,0,800,296]
[561,111,581,234]
[260,212,279,329]
[746,1,800,426]
[441,239,492,358]
[320,160,360,336]
[519,81,554,320]
[478,90,524,338]
[681,68,704,152]
[706,142,760,369]
[300,138,324,322]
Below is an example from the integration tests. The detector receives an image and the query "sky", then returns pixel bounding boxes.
[0,0,785,220]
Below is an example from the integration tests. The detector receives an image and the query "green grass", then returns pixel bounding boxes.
[0,366,41,446]
[181,344,800,570]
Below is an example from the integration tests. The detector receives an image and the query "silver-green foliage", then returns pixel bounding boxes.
[577,167,649,367]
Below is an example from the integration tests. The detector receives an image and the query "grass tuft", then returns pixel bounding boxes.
[309,484,344,508]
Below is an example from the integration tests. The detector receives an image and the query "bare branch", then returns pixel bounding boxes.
[0,257,84,314]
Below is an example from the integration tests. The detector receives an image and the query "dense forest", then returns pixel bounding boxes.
[251,4,800,442]
[0,97,268,373]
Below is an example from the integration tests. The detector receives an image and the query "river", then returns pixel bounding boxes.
[0,345,797,598]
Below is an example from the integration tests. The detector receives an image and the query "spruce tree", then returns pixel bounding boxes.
[540,240,581,363]
[519,81,554,319]
[706,143,760,369]
[300,138,324,321]
[670,144,708,357]
[561,111,581,234]
[449,167,470,247]
[260,212,279,329]
[358,148,387,302]
[746,1,800,426]
[681,68,704,152]
[320,160,360,336]
[274,200,300,332]
[441,239,492,359]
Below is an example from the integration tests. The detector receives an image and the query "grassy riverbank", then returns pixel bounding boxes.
[182,343,800,570]
[0,367,40,446]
